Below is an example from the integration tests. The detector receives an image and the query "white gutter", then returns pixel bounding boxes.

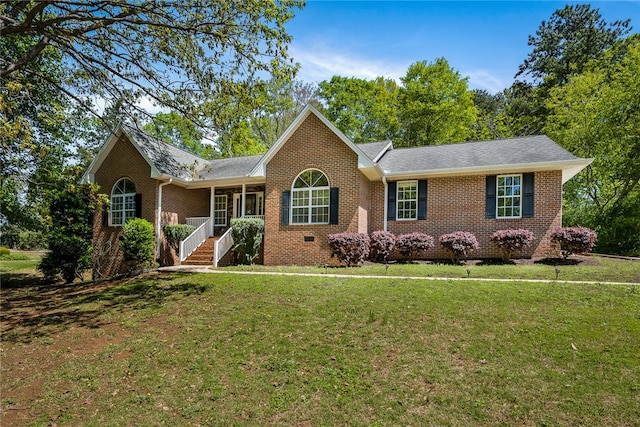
[156,179,173,260]
[382,176,388,232]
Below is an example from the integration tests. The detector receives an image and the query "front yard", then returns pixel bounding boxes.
[1,268,639,426]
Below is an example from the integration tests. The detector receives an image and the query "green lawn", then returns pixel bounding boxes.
[2,271,639,426]
[226,256,640,284]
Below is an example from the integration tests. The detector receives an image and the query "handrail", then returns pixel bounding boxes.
[185,217,209,228]
[214,226,234,267]
[179,217,212,263]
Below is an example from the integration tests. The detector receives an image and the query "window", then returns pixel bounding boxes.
[497,174,522,218]
[111,178,136,226]
[396,181,417,220]
[214,195,227,226]
[292,169,330,224]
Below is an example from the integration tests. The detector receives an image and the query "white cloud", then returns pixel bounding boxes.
[461,70,506,94]
[291,44,408,83]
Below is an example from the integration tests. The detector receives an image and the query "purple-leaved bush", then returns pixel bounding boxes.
[327,232,370,267]
[550,227,597,259]
[396,232,435,261]
[490,229,535,261]
[369,230,396,263]
[439,231,479,264]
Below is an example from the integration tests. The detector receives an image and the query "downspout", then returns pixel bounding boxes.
[382,176,388,232]
[156,179,173,261]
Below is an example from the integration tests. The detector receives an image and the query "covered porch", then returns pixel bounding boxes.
[177,183,266,266]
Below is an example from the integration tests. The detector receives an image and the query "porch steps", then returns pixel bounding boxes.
[182,237,217,266]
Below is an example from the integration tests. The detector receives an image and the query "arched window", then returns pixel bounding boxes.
[111,178,136,226]
[291,169,330,224]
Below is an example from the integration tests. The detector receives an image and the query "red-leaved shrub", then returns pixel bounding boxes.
[327,232,370,266]
[550,227,597,259]
[490,229,536,261]
[369,230,396,263]
[396,232,435,261]
[439,231,479,264]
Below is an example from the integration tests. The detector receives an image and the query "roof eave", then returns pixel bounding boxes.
[382,158,593,183]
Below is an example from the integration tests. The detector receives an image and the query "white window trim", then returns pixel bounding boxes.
[232,192,264,218]
[291,169,330,225]
[496,174,522,219]
[213,195,227,226]
[110,178,136,226]
[396,180,418,221]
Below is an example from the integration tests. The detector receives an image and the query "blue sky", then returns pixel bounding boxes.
[285,1,640,93]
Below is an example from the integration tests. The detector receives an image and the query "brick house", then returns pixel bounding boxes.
[83,104,591,276]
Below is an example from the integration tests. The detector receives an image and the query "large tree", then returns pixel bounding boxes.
[1,0,304,131]
[516,3,631,88]
[398,58,477,146]
[545,35,640,255]
[317,76,400,143]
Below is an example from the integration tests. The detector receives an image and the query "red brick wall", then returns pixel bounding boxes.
[92,135,214,275]
[379,171,562,259]
[263,114,367,266]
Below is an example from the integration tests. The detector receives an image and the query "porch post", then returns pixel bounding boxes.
[241,183,246,218]
[209,185,215,236]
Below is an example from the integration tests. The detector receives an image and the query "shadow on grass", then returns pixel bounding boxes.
[535,257,581,266]
[0,272,208,344]
[476,258,517,266]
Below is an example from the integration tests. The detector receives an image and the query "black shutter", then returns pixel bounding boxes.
[522,173,535,218]
[329,187,339,224]
[485,176,496,219]
[281,190,290,226]
[417,180,427,220]
[135,193,142,218]
[102,209,109,227]
[387,181,397,221]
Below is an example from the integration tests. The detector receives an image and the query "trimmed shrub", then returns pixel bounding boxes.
[121,218,156,273]
[490,229,536,261]
[369,230,396,263]
[439,231,479,264]
[231,217,264,265]
[327,232,370,267]
[395,232,434,261]
[163,224,196,254]
[39,233,92,283]
[551,227,597,259]
[0,246,9,256]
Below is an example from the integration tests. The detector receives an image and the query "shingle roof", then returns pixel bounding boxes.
[358,140,392,161]
[377,135,581,174]
[122,125,207,181]
[197,155,263,180]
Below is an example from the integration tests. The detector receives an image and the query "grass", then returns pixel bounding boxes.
[225,256,640,284]
[2,271,639,426]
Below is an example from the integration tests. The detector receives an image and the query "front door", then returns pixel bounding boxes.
[233,192,264,218]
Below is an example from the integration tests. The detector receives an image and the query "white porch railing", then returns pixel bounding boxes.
[186,217,209,228]
[214,226,234,267]
[180,217,212,263]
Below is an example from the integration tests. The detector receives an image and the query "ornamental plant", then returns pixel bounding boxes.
[327,232,370,267]
[550,227,597,259]
[395,232,434,262]
[369,230,396,263]
[231,217,264,265]
[490,229,536,261]
[439,231,479,264]
[163,224,196,254]
[121,218,156,274]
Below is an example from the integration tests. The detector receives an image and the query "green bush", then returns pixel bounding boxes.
[0,246,10,256]
[231,217,264,265]
[38,233,92,283]
[0,225,20,248]
[163,224,196,254]
[18,230,47,250]
[121,218,156,273]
